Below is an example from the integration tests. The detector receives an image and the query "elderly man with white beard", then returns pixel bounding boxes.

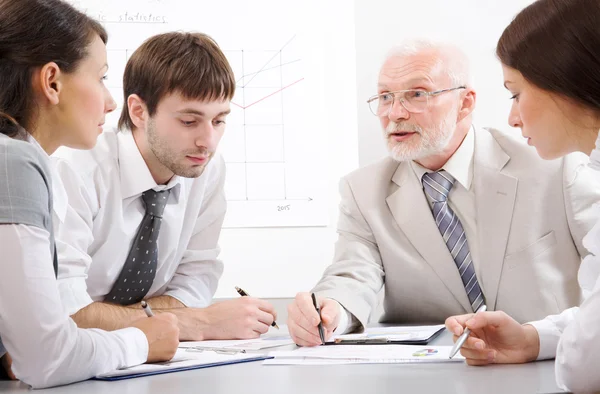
[285,40,600,346]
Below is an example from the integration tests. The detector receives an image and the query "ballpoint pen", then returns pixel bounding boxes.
[141,300,154,317]
[311,293,326,345]
[449,304,487,358]
[235,286,279,329]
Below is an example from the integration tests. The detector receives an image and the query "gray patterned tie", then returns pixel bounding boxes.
[106,189,171,305]
[422,171,485,312]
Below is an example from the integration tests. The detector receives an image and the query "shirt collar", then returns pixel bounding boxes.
[27,134,68,223]
[117,130,182,202]
[410,125,475,190]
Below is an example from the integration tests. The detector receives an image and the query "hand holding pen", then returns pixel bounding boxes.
[287,292,341,347]
[445,307,541,365]
[235,286,279,329]
[128,300,180,363]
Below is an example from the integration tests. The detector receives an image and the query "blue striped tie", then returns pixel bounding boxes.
[422,171,485,312]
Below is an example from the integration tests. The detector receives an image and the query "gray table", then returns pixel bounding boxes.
[0,330,566,394]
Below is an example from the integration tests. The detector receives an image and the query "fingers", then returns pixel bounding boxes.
[255,308,274,326]
[320,299,340,330]
[445,314,474,336]
[254,298,277,321]
[452,335,487,350]
[288,319,322,346]
[295,292,321,327]
[287,294,325,347]
[460,348,497,365]
[465,311,510,331]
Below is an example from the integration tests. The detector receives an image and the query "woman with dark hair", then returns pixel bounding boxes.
[445,0,600,392]
[0,0,178,388]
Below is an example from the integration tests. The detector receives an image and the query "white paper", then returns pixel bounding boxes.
[179,326,294,352]
[265,345,465,365]
[331,325,445,342]
[96,349,261,378]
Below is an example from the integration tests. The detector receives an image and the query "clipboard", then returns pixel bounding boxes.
[94,351,272,381]
[324,325,445,346]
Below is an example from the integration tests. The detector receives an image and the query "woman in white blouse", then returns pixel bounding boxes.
[0,0,179,388]
[445,0,600,392]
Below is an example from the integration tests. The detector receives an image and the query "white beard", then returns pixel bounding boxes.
[385,107,458,162]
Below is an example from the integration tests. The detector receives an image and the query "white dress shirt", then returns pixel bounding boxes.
[0,136,147,389]
[529,130,600,393]
[53,129,226,315]
[335,128,477,334]
[409,128,480,286]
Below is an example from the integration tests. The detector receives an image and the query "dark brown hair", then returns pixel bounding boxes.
[0,0,107,137]
[118,32,236,131]
[497,0,600,113]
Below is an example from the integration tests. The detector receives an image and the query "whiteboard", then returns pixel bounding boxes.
[69,0,359,297]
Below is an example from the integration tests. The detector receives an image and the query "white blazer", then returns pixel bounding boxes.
[530,130,600,394]
[313,127,600,329]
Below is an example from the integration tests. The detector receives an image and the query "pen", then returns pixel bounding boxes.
[141,300,154,317]
[449,304,487,359]
[311,293,326,345]
[235,286,279,329]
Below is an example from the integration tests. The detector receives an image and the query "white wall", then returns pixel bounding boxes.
[353,0,536,166]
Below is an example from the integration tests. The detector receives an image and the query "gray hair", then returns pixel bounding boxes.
[384,40,471,87]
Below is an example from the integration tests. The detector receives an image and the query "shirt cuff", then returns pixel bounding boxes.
[57,277,95,316]
[111,327,149,368]
[527,320,561,360]
[332,300,356,335]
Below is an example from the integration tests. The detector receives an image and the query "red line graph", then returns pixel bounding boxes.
[232,78,304,110]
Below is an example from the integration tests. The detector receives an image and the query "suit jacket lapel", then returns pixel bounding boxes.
[386,162,472,313]
[473,129,518,310]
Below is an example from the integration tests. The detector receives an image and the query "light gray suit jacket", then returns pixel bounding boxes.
[313,127,600,330]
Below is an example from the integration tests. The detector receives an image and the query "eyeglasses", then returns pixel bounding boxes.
[366,86,466,116]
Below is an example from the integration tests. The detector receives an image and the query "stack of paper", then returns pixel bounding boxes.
[179,325,294,353]
[264,345,465,365]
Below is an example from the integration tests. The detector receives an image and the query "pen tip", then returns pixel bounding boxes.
[141,300,147,308]
[234,286,241,291]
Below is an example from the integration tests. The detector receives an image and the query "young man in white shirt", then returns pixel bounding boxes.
[53,32,277,341]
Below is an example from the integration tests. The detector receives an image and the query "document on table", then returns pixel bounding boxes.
[264,345,465,365]
[179,325,294,352]
[328,325,445,345]
[96,349,269,380]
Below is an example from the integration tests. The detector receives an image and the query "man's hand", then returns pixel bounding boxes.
[130,313,180,363]
[287,292,340,347]
[174,297,277,341]
[445,311,540,366]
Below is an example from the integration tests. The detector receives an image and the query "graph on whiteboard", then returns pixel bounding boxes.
[73,0,329,228]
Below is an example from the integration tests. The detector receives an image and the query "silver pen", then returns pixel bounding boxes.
[141,300,154,317]
[449,304,487,359]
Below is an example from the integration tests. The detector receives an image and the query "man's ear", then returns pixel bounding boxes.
[36,62,62,106]
[127,94,148,130]
[457,87,476,123]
